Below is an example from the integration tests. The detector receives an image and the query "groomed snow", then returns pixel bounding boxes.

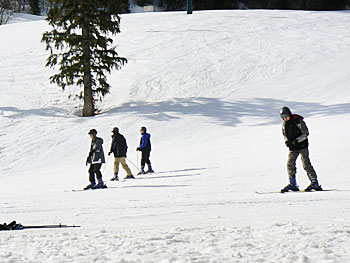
[1,10,350,262]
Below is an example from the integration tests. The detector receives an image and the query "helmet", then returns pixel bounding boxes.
[88,129,97,135]
[280,107,292,119]
[112,127,119,134]
[140,126,147,133]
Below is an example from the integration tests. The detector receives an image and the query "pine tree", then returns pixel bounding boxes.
[42,0,127,117]
[29,0,40,15]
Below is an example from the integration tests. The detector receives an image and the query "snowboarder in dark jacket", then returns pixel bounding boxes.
[280,107,322,193]
[108,127,134,180]
[85,129,106,189]
[136,127,154,174]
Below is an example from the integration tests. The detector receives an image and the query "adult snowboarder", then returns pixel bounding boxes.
[136,127,154,174]
[280,107,322,193]
[85,129,106,189]
[108,127,134,180]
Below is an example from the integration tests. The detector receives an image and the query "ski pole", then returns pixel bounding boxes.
[137,151,139,170]
[126,157,139,170]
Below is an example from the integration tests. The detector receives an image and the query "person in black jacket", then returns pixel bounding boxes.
[85,129,106,190]
[136,126,154,174]
[109,127,134,180]
[280,107,322,193]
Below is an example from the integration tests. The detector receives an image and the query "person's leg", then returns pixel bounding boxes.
[300,148,318,185]
[88,165,96,185]
[120,157,132,176]
[139,151,146,174]
[145,152,154,173]
[114,157,120,175]
[281,150,300,192]
[94,163,102,182]
[287,150,299,184]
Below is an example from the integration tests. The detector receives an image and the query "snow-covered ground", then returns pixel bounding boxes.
[1,10,350,262]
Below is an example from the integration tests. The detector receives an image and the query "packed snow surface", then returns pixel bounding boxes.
[1,10,350,262]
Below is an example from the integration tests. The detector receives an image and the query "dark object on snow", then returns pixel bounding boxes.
[0,221,80,231]
[0,221,24,231]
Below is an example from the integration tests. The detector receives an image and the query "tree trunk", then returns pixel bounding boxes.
[81,23,95,117]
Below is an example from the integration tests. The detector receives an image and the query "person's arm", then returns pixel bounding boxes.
[139,134,147,149]
[296,120,309,143]
[282,124,288,145]
[109,138,116,154]
[92,138,103,152]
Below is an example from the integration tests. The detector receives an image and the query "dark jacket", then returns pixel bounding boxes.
[139,133,151,153]
[88,137,106,164]
[282,114,309,151]
[109,133,128,158]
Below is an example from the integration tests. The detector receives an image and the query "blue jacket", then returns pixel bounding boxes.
[139,133,151,152]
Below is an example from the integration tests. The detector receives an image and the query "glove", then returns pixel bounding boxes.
[108,151,112,156]
[136,147,141,151]
[86,157,89,166]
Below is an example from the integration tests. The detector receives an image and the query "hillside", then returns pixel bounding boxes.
[1,10,350,262]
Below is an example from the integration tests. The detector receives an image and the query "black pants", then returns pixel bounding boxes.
[141,151,151,166]
[89,164,102,184]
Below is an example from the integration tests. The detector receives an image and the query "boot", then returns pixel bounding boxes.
[137,165,146,175]
[145,164,154,174]
[125,174,135,179]
[304,183,323,192]
[95,179,107,189]
[84,183,96,190]
[281,177,299,193]
[110,173,119,181]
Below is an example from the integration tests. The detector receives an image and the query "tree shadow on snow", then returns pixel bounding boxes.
[0,106,72,119]
[105,97,350,127]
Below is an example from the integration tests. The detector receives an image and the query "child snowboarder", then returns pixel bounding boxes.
[85,129,107,189]
[136,127,154,174]
[280,107,322,193]
[108,127,135,180]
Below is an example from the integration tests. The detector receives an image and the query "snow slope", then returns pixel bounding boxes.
[1,10,350,262]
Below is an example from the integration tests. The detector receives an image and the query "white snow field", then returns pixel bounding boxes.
[1,10,350,262]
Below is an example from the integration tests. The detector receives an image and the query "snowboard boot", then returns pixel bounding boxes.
[304,183,323,192]
[281,177,299,193]
[84,183,96,190]
[125,174,135,179]
[110,174,119,181]
[95,179,107,189]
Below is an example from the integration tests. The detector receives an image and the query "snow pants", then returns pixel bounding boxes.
[287,148,318,183]
[114,157,132,176]
[89,164,102,184]
[141,150,151,166]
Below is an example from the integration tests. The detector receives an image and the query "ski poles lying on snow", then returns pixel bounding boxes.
[23,224,80,229]
[0,221,80,231]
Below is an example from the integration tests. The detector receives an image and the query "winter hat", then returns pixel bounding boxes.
[88,129,97,135]
[280,107,292,119]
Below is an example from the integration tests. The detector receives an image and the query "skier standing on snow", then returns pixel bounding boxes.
[108,127,135,180]
[85,129,106,189]
[136,127,154,175]
[280,107,322,193]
